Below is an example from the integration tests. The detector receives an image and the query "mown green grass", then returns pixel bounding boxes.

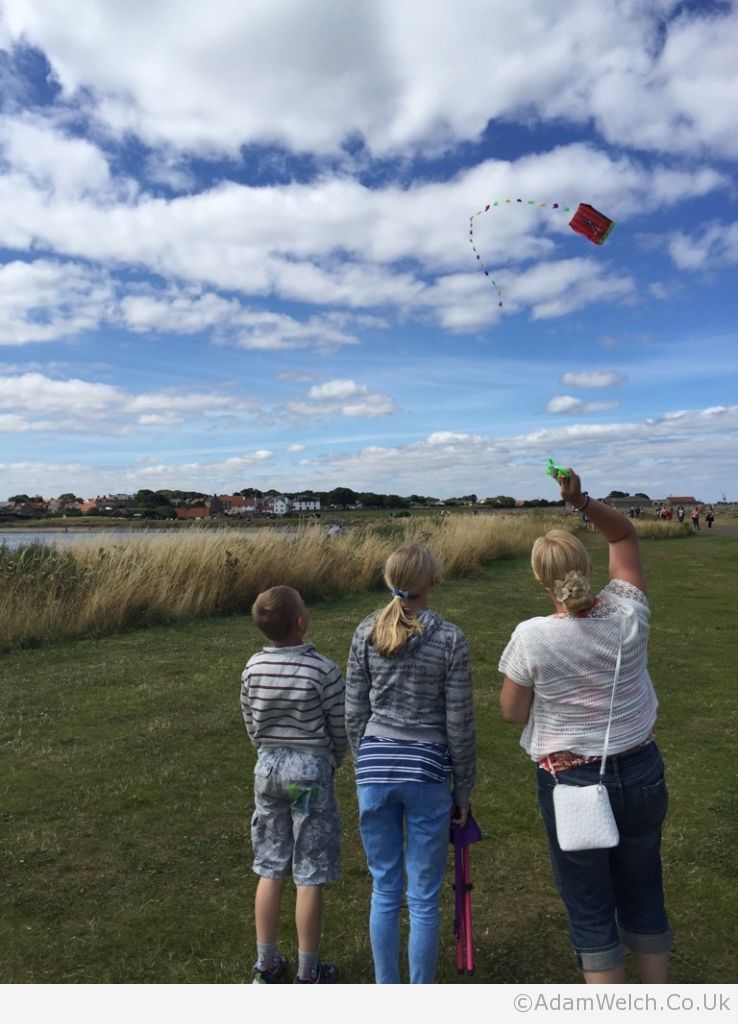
[1,531,735,984]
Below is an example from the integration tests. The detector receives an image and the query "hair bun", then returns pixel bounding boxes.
[553,570,593,612]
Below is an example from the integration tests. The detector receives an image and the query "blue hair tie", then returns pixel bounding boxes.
[391,587,409,599]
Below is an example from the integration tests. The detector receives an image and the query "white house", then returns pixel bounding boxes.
[292,495,321,512]
[268,496,291,516]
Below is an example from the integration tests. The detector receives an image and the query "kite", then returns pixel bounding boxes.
[468,199,615,306]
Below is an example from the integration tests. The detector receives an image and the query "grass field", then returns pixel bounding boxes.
[1,529,735,984]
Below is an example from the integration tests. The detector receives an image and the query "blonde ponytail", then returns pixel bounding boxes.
[370,543,442,657]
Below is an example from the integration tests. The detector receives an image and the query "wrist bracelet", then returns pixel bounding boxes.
[573,492,589,512]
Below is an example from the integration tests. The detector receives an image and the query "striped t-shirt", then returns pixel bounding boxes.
[356,735,451,785]
[241,643,348,765]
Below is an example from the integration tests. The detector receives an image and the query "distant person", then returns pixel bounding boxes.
[499,469,671,984]
[241,586,347,984]
[635,506,641,519]
[705,505,715,530]
[690,506,701,531]
[677,506,685,524]
[346,543,476,984]
[629,506,635,518]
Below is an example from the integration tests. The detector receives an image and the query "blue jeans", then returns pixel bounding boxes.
[357,781,452,984]
[537,742,672,972]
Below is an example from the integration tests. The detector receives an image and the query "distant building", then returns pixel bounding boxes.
[218,494,265,515]
[664,495,697,507]
[267,496,290,516]
[292,495,321,512]
[175,507,209,520]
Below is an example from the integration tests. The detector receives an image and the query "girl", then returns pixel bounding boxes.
[346,543,476,984]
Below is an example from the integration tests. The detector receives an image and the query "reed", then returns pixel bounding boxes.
[0,514,686,650]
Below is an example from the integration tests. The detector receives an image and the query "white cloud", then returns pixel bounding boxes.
[286,442,307,452]
[285,379,396,419]
[0,259,113,345]
[0,144,724,331]
[560,370,626,389]
[292,403,738,498]
[307,379,367,401]
[546,395,620,415]
[0,114,117,198]
[0,450,275,497]
[3,2,737,159]
[2,401,735,500]
[0,372,262,432]
[667,222,738,272]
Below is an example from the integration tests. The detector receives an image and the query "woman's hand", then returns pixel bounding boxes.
[558,468,585,508]
[452,805,470,828]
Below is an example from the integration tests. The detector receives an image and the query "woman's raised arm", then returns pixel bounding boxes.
[558,469,646,593]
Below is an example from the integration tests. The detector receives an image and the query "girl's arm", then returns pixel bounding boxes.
[344,631,372,759]
[559,469,646,593]
[445,631,476,822]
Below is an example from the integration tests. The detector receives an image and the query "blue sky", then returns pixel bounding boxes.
[0,0,737,501]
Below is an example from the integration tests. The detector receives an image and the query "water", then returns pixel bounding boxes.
[0,526,292,550]
[0,529,152,550]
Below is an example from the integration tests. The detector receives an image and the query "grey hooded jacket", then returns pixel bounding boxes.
[345,609,476,807]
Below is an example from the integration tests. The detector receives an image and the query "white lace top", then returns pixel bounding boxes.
[498,580,658,762]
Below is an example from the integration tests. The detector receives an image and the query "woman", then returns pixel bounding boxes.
[346,543,476,984]
[499,471,671,984]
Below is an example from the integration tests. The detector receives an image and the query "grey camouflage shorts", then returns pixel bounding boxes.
[251,747,341,886]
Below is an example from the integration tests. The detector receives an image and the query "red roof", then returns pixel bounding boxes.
[175,507,209,519]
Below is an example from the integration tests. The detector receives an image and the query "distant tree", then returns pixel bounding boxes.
[606,490,629,499]
[134,489,171,508]
[407,494,438,506]
[523,497,560,507]
[58,492,80,502]
[634,492,650,500]
[327,487,358,507]
[167,490,207,502]
[385,494,410,509]
[239,487,264,498]
[358,491,383,508]
[460,494,478,504]
[8,494,30,503]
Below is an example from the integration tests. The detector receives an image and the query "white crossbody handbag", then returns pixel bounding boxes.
[551,616,623,852]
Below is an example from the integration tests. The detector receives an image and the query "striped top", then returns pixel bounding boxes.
[241,643,348,765]
[356,735,452,786]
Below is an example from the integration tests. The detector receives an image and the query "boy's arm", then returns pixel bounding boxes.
[240,669,258,747]
[322,663,348,767]
[345,631,372,760]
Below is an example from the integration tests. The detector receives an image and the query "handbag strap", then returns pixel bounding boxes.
[549,609,626,785]
[598,611,624,780]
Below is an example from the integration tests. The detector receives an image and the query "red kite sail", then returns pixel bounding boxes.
[568,203,615,245]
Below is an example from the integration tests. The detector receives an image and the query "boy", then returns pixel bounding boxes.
[241,585,347,984]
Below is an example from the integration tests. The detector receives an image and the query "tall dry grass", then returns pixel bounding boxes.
[0,513,685,649]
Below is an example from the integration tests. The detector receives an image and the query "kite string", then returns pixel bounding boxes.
[468,198,573,307]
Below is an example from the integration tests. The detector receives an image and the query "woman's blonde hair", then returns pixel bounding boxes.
[370,543,442,657]
[531,529,594,614]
